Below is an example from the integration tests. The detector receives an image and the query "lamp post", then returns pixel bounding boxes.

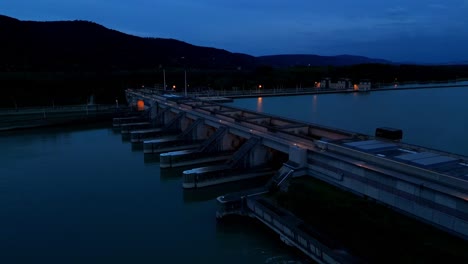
[181,56,188,97]
[163,69,166,91]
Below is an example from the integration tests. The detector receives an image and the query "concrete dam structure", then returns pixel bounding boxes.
[122,88,468,242]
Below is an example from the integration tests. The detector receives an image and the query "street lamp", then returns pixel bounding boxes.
[184,69,187,97]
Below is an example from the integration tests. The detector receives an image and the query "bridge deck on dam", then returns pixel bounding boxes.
[336,139,468,182]
[129,90,468,184]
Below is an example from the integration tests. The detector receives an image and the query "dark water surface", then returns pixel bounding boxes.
[0,125,302,263]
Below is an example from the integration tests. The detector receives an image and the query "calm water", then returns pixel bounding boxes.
[0,125,303,263]
[228,87,468,156]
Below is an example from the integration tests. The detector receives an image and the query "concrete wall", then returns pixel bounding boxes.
[308,151,468,239]
[222,133,243,151]
[289,145,307,167]
[248,144,272,167]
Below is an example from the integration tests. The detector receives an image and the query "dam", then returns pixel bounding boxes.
[121,88,468,245]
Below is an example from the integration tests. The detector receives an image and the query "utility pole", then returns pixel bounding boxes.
[163,69,166,91]
[184,70,187,97]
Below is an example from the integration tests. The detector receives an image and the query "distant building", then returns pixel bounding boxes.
[352,80,371,91]
[320,78,330,89]
[320,78,353,90]
[358,80,372,91]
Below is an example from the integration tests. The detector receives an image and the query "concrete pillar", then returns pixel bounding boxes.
[196,124,213,141]
[180,116,191,131]
[222,133,242,151]
[149,101,158,119]
[163,111,176,126]
[148,101,162,127]
[248,145,271,167]
[289,145,307,167]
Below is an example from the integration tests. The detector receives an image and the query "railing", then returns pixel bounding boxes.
[227,137,261,168]
[163,112,185,130]
[246,198,359,264]
[0,104,126,115]
[197,126,227,153]
[185,167,273,185]
[169,149,233,163]
[276,169,294,187]
[178,118,204,140]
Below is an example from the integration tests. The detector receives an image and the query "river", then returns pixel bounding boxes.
[0,125,303,263]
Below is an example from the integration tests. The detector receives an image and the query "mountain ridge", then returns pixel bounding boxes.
[0,14,392,71]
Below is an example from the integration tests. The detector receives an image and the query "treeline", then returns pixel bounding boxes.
[1,63,467,108]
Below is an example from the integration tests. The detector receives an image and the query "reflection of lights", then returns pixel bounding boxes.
[257,97,263,112]
[312,95,317,113]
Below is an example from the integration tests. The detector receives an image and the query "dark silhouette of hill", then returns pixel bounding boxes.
[257,54,391,67]
[0,15,393,71]
[0,15,256,71]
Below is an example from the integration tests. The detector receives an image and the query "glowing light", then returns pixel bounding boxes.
[172,85,176,90]
[137,100,145,111]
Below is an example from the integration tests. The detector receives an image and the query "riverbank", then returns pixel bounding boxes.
[0,105,132,131]
[153,81,468,100]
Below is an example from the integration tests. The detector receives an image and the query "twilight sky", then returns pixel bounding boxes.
[3,0,468,63]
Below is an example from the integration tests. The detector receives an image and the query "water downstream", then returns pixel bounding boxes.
[0,125,302,263]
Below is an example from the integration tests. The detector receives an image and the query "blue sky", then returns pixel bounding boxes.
[3,0,468,63]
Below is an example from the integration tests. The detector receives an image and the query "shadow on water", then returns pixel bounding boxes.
[183,177,269,203]
[216,215,311,264]
[131,142,143,152]
[121,134,130,143]
[144,153,160,163]
[159,167,185,182]
[111,127,121,133]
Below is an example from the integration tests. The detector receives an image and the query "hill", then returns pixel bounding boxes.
[257,54,391,68]
[0,15,256,71]
[0,15,392,71]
